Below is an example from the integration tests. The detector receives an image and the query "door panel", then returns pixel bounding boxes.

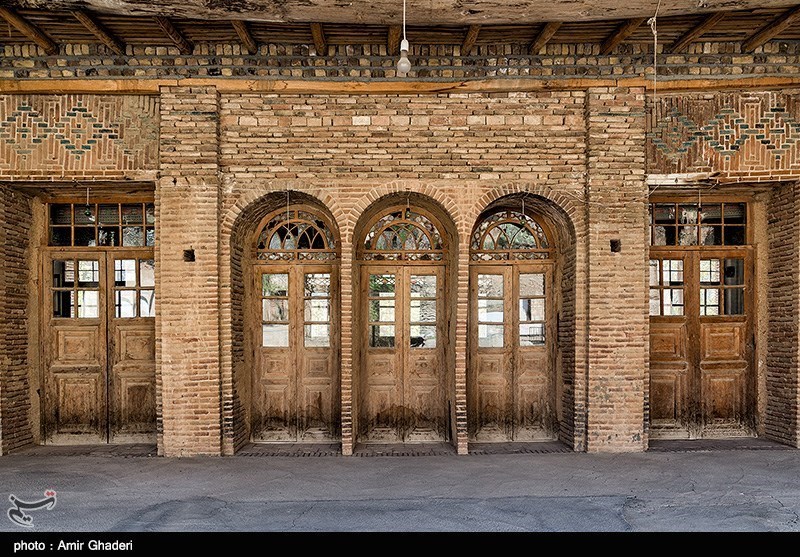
[649,321,690,435]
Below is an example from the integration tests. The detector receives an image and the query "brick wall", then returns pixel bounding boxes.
[156,86,222,456]
[0,187,33,454]
[586,87,649,452]
[767,181,800,447]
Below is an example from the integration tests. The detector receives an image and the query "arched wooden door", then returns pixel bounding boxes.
[468,208,558,442]
[357,206,448,443]
[250,207,340,442]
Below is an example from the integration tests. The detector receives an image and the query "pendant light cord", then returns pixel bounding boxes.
[403,0,407,41]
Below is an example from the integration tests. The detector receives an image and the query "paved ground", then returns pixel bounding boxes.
[1,438,799,532]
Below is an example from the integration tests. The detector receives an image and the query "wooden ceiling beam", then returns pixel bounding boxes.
[529,21,561,55]
[0,7,58,55]
[668,12,726,53]
[600,17,646,55]
[388,25,402,56]
[310,22,327,55]
[71,10,125,55]
[231,20,258,54]
[154,15,193,55]
[742,5,800,53]
[461,24,481,56]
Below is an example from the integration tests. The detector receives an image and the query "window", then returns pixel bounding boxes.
[52,259,100,319]
[477,274,504,348]
[410,275,437,348]
[304,273,331,347]
[650,203,747,247]
[368,274,396,348]
[257,209,336,262]
[362,209,444,261]
[113,259,156,318]
[261,273,289,347]
[700,258,745,316]
[649,259,685,316]
[519,273,545,346]
[471,210,552,261]
[49,203,155,247]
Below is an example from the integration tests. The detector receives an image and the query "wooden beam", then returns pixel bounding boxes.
[461,25,481,56]
[154,16,193,55]
[310,22,327,55]
[387,25,402,56]
[668,12,726,53]
[742,5,800,53]
[71,10,125,56]
[600,17,646,55]
[0,7,58,55]
[231,20,258,55]
[529,21,561,55]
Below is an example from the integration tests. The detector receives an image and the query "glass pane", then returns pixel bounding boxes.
[478,299,504,322]
[724,288,745,315]
[723,259,745,286]
[369,299,395,323]
[369,324,395,348]
[700,288,720,316]
[519,273,544,297]
[145,203,155,225]
[262,299,289,322]
[700,225,722,246]
[369,274,395,297]
[146,227,156,247]
[477,274,503,298]
[652,226,676,246]
[52,260,75,288]
[410,275,437,298]
[77,290,99,318]
[653,204,676,224]
[98,226,119,247]
[122,204,143,225]
[678,226,697,246]
[520,323,545,346]
[410,325,436,348]
[262,274,288,297]
[115,290,137,318]
[700,204,722,225]
[78,260,99,287]
[74,227,96,247]
[679,204,698,224]
[649,260,659,287]
[700,259,721,285]
[305,299,330,322]
[140,260,155,288]
[114,259,137,287]
[724,203,747,225]
[122,226,144,247]
[305,273,330,297]
[724,226,745,245]
[53,291,74,318]
[662,259,683,285]
[50,204,72,225]
[140,290,155,318]
[649,289,660,316]
[663,289,684,316]
[304,324,330,348]
[98,204,119,224]
[74,204,95,225]
[50,227,71,246]
[478,324,504,348]
[520,298,545,322]
[410,300,436,322]
[262,324,289,347]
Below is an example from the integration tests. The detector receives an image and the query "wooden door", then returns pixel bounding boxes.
[44,252,108,443]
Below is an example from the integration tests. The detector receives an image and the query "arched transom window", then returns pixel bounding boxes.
[256,208,336,262]
[471,210,552,261]
[362,208,444,261]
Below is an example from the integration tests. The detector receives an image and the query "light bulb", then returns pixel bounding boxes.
[397,39,411,74]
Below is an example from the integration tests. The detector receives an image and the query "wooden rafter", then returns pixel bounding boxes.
[668,12,726,53]
[231,20,258,55]
[154,15,193,55]
[529,21,561,54]
[71,10,125,55]
[388,25,402,56]
[310,22,327,55]
[742,5,800,53]
[600,17,646,55]
[0,7,58,55]
[461,25,481,56]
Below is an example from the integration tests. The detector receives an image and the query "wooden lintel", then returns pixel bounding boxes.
[668,12,726,53]
[461,25,481,56]
[231,20,258,55]
[154,15,193,55]
[388,25,402,56]
[529,21,562,55]
[310,22,327,55]
[0,7,58,55]
[71,10,125,56]
[600,17,646,55]
[742,5,800,53]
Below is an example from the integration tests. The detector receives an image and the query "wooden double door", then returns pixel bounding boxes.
[468,264,556,441]
[649,249,755,438]
[360,265,447,443]
[43,250,156,444]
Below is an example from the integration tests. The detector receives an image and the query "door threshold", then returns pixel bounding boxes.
[468,440,572,455]
[10,443,157,457]
[237,442,341,457]
[648,437,793,452]
[353,442,456,457]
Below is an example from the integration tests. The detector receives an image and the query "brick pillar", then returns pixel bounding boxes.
[585,87,648,452]
[766,181,800,447]
[340,243,354,455]
[157,86,222,456]
[0,187,33,454]
[454,237,470,454]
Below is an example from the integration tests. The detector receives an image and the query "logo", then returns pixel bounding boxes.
[7,490,57,528]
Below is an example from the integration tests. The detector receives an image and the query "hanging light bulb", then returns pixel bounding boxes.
[397,0,411,75]
[83,186,95,223]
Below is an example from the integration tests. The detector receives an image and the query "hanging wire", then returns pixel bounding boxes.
[648,0,663,102]
[403,0,407,42]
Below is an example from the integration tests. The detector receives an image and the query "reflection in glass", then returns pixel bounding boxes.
[700,288,720,316]
[369,324,395,347]
[146,228,155,247]
[78,260,100,287]
[116,290,137,318]
[77,290,99,318]
[478,324,504,348]
[305,324,330,347]
[723,259,744,286]
[140,260,155,287]
[477,274,503,298]
[724,288,745,315]
[369,274,395,297]
[649,289,660,316]
[262,274,288,297]
[678,226,697,246]
[410,275,436,298]
[649,260,659,287]
[700,225,722,246]
[140,290,155,317]
[53,291,74,318]
[478,299,504,322]
[305,299,330,322]
[115,259,137,287]
[75,227,96,246]
[519,273,544,297]
[663,289,684,316]
[520,298,545,321]
[99,227,118,247]
[50,227,71,246]
[700,259,721,284]
[662,259,683,285]
[305,273,330,297]
[520,323,545,346]
[262,323,289,347]
[369,300,395,322]
[410,300,436,322]
[122,226,144,247]
[53,260,75,288]
[263,299,289,322]
[410,325,436,348]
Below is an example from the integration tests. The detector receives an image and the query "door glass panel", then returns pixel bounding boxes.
[478,324,504,348]
[410,275,437,298]
[410,300,437,322]
[263,274,289,296]
[114,259,137,287]
[724,289,745,315]
[410,274,436,349]
[77,290,99,318]
[410,325,436,348]
[115,290,137,318]
[262,324,289,347]
[140,260,155,288]
[662,289,684,316]
[305,274,330,297]
[369,274,395,348]
[78,260,100,287]
[304,299,330,322]
[700,288,720,316]
[700,259,720,284]
[370,324,395,348]
[519,273,546,346]
[140,290,156,318]
[263,299,289,321]
[477,273,504,348]
[303,273,332,348]
[53,291,74,318]
[519,298,545,321]
[370,300,395,322]
[304,324,330,347]
[700,258,745,316]
[724,259,744,286]
[478,299,504,322]
[519,273,544,297]
[262,273,289,347]
[520,323,545,346]
[649,288,660,316]
[477,274,503,298]
[53,260,75,288]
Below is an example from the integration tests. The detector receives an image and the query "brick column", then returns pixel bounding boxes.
[766,181,800,447]
[157,86,222,456]
[585,87,648,452]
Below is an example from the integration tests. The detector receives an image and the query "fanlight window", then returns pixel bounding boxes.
[256,209,336,262]
[362,209,444,261]
[471,210,552,261]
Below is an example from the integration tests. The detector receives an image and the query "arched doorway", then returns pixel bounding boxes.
[356,200,452,444]
[468,201,559,442]
[249,205,340,442]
